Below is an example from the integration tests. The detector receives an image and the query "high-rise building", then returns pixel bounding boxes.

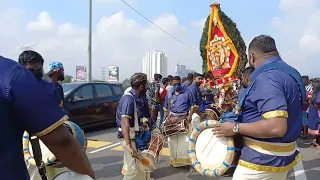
[175,64,195,77]
[142,50,168,80]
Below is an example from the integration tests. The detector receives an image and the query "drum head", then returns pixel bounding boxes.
[53,171,93,180]
[195,128,228,170]
[136,152,157,172]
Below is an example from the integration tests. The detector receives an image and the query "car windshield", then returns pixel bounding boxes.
[62,83,81,95]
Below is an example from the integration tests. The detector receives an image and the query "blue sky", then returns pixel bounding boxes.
[1,0,319,79]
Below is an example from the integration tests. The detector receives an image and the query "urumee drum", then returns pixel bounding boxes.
[23,121,87,168]
[137,133,165,172]
[161,114,188,137]
[189,120,235,177]
[192,108,222,128]
[203,108,221,121]
[52,171,93,180]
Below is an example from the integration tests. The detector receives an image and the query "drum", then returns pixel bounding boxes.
[161,114,188,137]
[188,120,236,177]
[52,171,93,180]
[136,133,165,172]
[202,108,221,121]
[23,121,87,168]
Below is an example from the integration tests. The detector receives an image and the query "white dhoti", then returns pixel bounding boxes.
[232,165,288,180]
[27,164,67,180]
[168,132,191,167]
[120,140,150,180]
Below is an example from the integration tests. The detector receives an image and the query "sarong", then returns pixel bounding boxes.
[120,140,150,180]
[27,164,67,180]
[232,165,288,180]
[168,133,191,167]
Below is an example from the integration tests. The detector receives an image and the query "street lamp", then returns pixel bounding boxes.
[88,0,92,82]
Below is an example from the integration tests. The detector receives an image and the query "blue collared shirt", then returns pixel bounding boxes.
[116,88,149,138]
[0,57,66,180]
[164,90,193,113]
[41,78,62,106]
[240,55,303,170]
[187,82,202,106]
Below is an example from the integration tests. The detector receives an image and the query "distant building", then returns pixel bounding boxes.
[142,50,168,80]
[175,64,195,78]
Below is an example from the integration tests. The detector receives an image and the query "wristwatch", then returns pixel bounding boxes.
[233,123,240,134]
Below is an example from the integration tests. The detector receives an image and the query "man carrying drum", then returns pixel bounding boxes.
[212,35,305,180]
[18,51,69,179]
[0,56,94,179]
[116,73,154,180]
[163,76,195,170]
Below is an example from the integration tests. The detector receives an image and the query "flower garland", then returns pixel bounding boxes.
[206,4,215,71]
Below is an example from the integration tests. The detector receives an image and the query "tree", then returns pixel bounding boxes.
[200,4,247,77]
[122,78,131,90]
[62,75,73,83]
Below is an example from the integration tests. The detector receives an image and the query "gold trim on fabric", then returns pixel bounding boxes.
[262,110,288,119]
[59,100,64,108]
[121,115,132,119]
[238,153,302,172]
[170,158,191,165]
[34,115,69,137]
[243,137,296,152]
[163,108,168,112]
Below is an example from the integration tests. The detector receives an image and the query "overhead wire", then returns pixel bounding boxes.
[119,0,197,51]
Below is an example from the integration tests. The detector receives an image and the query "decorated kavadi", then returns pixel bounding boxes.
[189,2,247,177]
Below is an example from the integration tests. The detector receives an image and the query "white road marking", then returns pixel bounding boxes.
[293,149,307,180]
[89,142,121,154]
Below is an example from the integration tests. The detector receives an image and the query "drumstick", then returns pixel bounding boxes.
[201,134,214,154]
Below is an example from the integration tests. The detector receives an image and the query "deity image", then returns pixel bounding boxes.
[208,40,231,70]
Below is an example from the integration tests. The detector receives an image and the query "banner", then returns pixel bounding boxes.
[108,66,119,81]
[76,66,87,81]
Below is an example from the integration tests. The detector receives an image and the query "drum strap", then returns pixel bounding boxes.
[30,138,48,180]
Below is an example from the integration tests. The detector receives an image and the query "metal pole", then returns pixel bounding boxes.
[88,0,92,82]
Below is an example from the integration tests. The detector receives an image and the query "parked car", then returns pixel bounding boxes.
[62,82,124,128]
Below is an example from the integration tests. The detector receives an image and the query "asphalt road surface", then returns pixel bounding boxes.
[84,127,320,180]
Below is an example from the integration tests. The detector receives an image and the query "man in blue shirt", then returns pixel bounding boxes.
[163,76,194,169]
[0,56,94,179]
[19,50,63,108]
[213,35,304,179]
[238,67,254,102]
[116,73,153,180]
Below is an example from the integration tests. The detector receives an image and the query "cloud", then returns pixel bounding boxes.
[271,0,320,77]
[0,9,201,81]
[190,18,206,29]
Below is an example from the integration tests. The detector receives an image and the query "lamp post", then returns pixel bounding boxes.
[88,0,92,82]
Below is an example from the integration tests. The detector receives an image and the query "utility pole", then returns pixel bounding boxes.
[88,0,92,82]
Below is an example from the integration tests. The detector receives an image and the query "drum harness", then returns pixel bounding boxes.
[30,137,48,180]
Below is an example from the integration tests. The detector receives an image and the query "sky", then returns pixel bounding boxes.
[0,0,319,80]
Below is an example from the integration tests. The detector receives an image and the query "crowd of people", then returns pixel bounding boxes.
[0,35,320,180]
[116,35,320,180]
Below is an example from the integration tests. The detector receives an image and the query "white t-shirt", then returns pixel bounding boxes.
[124,87,132,93]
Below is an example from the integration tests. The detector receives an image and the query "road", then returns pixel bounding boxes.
[84,127,320,180]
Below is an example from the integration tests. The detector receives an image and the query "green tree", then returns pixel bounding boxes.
[122,78,130,89]
[200,5,247,77]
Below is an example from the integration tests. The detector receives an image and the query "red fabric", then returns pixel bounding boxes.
[208,26,235,77]
[303,91,312,111]
[160,85,167,105]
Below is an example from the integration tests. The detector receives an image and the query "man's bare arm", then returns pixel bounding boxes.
[41,125,95,179]
[121,117,131,145]
[239,117,287,138]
